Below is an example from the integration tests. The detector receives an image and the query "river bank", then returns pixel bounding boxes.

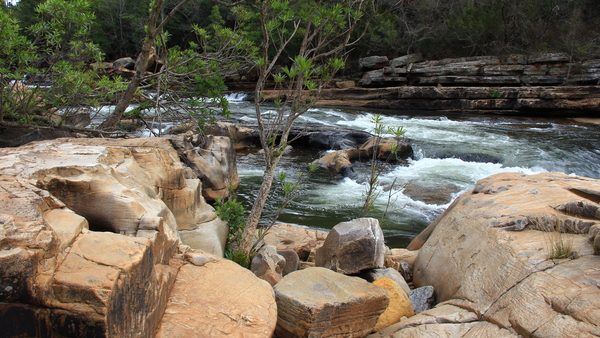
[229,53,600,117]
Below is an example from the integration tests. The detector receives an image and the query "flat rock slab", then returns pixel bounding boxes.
[155,257,277,338]
[274,267,389,338]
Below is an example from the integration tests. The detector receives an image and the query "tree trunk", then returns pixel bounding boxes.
[238,162,277,257]
[99,41,153,131]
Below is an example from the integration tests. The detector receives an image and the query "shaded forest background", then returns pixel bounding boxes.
[8,0,600,63]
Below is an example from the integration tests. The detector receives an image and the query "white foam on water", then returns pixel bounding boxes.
[224,92,249,102]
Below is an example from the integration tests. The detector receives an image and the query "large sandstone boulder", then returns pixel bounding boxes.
[408,172,600,337]
[274,267,390,338]
[315,218,386,274]
[0,137,238,337]
[155,251,277,338]
[168,133,239,202]
[312,148,367,177]
[205,121,261,153]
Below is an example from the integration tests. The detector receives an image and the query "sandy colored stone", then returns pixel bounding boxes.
[368,304,517,338]
[262,223,328,260]
[411,172,600,337]
[388,248,418,267]
[178,217,228,257]
[169,134,238,202]
[315,218,386,275]
[251,245,286,286]
[274,267,389,338]
[155,257,277,338]
[372,278,415,332]
[363,268,411,297]
[0,136,237,337]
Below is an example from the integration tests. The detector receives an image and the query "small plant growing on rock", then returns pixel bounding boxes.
[488,88,502,98]
[214,184,249,267]
[531,215,577,261]
[360,114,407,219]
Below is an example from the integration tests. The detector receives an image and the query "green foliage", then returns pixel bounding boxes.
[29,0,102,63]
[532,216,577,261]
[225,248,252,268]
[1,0,114,126]
[547,231,576,260]
[488,88,502,98]
[353,0,600,59]
[215,194,250,265]
[360,114,406,220]
[216,197,246,246]
[0,8,37,71]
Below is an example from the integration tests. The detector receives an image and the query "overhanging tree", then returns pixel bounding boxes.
[236,0,378,260]
[98,0,250,131]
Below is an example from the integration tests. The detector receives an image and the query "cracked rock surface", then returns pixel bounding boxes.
[399,172,600,337]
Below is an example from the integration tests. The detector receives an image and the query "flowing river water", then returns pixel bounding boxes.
[226,95,600,248]
[90,94,600,248]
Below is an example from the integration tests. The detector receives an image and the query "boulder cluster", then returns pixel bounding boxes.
[1,132,600,337]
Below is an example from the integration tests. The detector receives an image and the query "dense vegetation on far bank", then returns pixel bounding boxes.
[7,0,600,64]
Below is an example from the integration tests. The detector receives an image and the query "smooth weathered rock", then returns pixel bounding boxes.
[155,255,277,338]
[360,137,413,162]
[297,130,372,150]
[362,268,411,297]
[409,286,436,314]
[0,136,237,337]
[359,68,407,87]
[169,133,238,202]
[312,148,367,176]
[388,248,418,267]
[389,53,423,68]
[411,172,600,337]
[359,56,389,71]
[178,217,228,257]
[112,57,135,70]
[312,137,413,176]
[372,278,415,332]
[251,245,286,286]
[277,249,301,276]
[368,304,517,338]
[274,267,389,338]
[315,218,386,275]
[205,121,261,153]
[262,223,328,261]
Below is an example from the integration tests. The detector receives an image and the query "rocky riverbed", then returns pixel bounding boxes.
[1,132,599,337]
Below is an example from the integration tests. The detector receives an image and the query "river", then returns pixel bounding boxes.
[226,95,600,248]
